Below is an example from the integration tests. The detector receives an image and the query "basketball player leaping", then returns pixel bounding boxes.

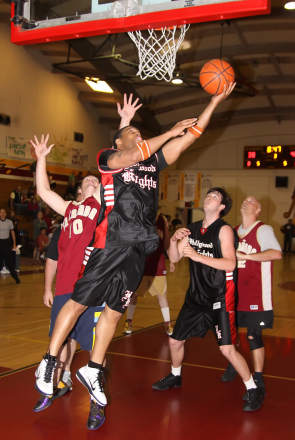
[153,188,263,412]
[33,84,235,415]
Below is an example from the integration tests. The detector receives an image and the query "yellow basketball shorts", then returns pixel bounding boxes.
[136,275,167,297]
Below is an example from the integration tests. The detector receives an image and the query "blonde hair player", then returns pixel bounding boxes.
[221,196,281,401]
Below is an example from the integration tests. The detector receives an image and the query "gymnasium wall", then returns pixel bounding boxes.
[176,121,295,171]
[0,24,110,172]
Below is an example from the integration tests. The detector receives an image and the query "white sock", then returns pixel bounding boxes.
[171,365,182,376]
[243,376,257,390]
[127,304,136,320]
[161,307,170,323]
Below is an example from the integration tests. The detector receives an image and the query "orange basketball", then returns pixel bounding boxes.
[199,59,235,95]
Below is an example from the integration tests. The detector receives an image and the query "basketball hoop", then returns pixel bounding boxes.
[128,25,189,82]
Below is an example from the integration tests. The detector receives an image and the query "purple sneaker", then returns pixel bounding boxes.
[87,400,106,430]
[33,385,69,412]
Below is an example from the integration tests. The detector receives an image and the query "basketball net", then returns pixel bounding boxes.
[128,25,189,82]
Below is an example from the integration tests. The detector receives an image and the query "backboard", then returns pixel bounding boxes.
[11,0,271,46]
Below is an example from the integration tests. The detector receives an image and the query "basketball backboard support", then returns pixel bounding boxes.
[11,0,271,46]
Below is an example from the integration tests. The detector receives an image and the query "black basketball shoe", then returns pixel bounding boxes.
[243,387,264,412]
[87,400,106,430]
[33,384,70,412]
[152,373,182,391]
[221,363,237,382]
[243,380,266,400]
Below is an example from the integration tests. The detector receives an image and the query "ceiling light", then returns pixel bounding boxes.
[85,78,113,93]
[284,2,295,9]
[172,78,183,84]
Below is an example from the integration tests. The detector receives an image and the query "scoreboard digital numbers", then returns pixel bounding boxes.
[244,146,295,169]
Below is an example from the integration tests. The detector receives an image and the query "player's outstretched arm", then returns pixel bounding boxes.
[118,93,142,129]
[162,82,236,166]
[167,228,191,263]
[107,118,197,170]
[183,225,236,271]
[30,134,69,216]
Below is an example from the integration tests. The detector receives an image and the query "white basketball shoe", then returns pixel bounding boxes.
[35,357,57,396]
[76,365,107,407]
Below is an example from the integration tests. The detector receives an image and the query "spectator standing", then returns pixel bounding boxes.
[9,186,27,215]
[0,208,20,283]
[27,197,40,219]
[283,219,294,253]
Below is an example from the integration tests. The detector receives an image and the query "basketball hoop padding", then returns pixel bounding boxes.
[128,25,189,82]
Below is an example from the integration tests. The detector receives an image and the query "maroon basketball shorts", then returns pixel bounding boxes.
[71,242,147,314]
[171,303,237,346]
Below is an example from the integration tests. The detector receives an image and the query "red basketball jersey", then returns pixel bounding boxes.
[236,221,273,312]
[144,214,167,277]
[55,195,100,296]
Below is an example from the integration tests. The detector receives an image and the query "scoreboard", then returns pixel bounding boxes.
[244,146,295,169]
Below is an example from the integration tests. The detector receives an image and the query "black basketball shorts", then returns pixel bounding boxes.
[71,242,148,314]
[237,310,274,331]
[171,303,237,346]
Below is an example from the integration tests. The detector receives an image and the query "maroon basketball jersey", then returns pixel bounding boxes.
[144,214,167,277]
[55,195,100,296]
[236,221,273,312]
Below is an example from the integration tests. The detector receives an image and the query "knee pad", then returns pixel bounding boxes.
[247,329,264,350]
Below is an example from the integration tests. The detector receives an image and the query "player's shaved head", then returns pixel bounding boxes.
[113,126,142,150]
[241,196,261,219]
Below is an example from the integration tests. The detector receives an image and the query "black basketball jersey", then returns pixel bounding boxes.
[93,147,168,249]
[185,218,238,313]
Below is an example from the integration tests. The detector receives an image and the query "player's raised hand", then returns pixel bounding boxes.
[169,118,198,137]
[30,134,54,159]
[171,227,191,242]
[117,93,142,121]
[211,82,236,105]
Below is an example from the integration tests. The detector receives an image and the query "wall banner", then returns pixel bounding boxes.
[167,173,180,201]
[183,172,196,202]
[6,137,36,160]
[6,137,89,168]
[72,148,88,167]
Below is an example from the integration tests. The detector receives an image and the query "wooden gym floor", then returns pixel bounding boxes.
[0,255,295,439]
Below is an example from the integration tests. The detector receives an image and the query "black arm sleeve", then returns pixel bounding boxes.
[157,148,169,172]
[46,227,61,261]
